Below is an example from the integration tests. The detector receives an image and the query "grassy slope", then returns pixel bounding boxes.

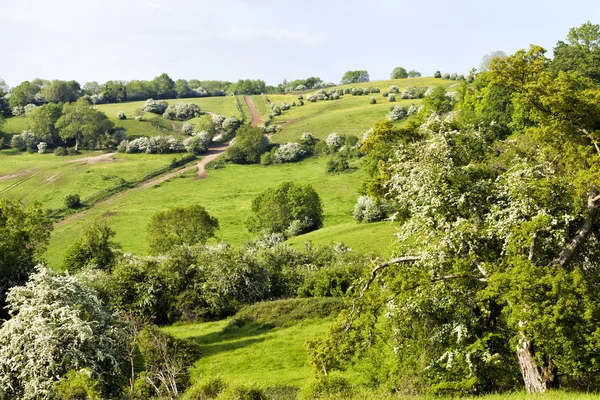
[2,96,242,138]
[45,157,390,269]
[0,149,175,210]
[266,76,458,143]
[167,316,600,399]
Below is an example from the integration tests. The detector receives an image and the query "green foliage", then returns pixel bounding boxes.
[56,98,114,150]
[64,193,81,208]
[217,384,267,400]
[63,220,120,272]
[390,66,408,79]
[146,205,219,254]
[182,377,228,400]
[0,199,52,319]
[246,181,323,235]
[0,268,126,399]
[551,21,600,83]
[42,80,80,103]
[423,85,455,113]
[225,125,269,164]
[341,70,370,84]
[326,155,349,174]
[26,102,63,145]
[54,369,102,400]
[300,377,353,400]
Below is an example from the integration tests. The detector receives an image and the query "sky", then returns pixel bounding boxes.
[1,0,599,88]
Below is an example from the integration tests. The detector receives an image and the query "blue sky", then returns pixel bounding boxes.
[1,0,598,87]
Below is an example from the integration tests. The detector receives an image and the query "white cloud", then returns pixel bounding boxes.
[224,24,328,46]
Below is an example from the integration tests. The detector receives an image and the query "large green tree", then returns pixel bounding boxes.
[225,125,269,164]
[340,70,370,84]
[146,205,219,254]
[152,73,176,99]
[56,98,114,150]
[552,21,600,83]
[26,102,63,145]
[41,80,81,103]
[390,66,408,79]
[63,220,121,272]
[246,181,323,235]
[8,81,42,108]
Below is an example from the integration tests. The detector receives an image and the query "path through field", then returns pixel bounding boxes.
[54,140,231,228]
[244,96,262,127]
[68,151,117,164]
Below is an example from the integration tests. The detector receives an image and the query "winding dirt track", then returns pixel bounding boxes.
[243,96,263,127]
[54,140,231,229]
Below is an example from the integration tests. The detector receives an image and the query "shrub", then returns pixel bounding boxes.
[326,155,349,174]
[297,94,303,100]
[11,105,24,116]
[212,114,226,127]
[351,87,363,96]
[434,70,442,78]
[363,87,370,94]
[218,385,267,400]
[408,104,421,115]
[331,92,340,100]
[299,132,317,150]
[162,103,201,121]
[141,99,168,114]
[382,91,389,97]
[388,85,400,94]
[295,84,307,91]
[273,142,306,163]
[196,131,213,147]
[24,103,37,117]
[126,137,150,153]
[246,181,323,235]
[64,194,81,208]
[387,105,409,121]
[222,117,240,132]
[307,94,317,102]
[369,97,376,104]
[297,99,304,106]
[300,377,353,400]
[388,93,396,102]
[370,87,380,93]
[450,72,458,80]
[116,111,126,120]
[272,106,282,116]
[325,132,343,151]
[54,146,68,156]
[260,151,272,165]
[54,369,102,400]
[353,196,385,222]
[181,377,227,400]
[37,142,47,154]
[225,126,268,163]
[183,135,208,155]
[401,85,427,99]
[182,122,195,135]
[442,72,451,79]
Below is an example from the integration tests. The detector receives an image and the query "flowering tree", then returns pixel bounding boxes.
[0,268,126,399]
[273,142,306,163]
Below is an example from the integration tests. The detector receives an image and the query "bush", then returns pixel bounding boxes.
[325,132,343,151]
[369,97,376,104]
[306,94,317,102]
[382,91,388,97]
[442,72,451,79]
[11,105,24,116]
[297,94,304,100]
[225,126,268,164]
[246,182,323,235]
[401,85,427,99]
[300,377,353,400]
[434,70,442,78]
[297,99,304,106]
[295,84,307,91]
[260,152,272,165]
[64,194,81,209]
[54,369,102,400]
[212,114,226,127]
[388,93,396,102]
[24,103,37,117]
[326,155,349,174]
[222,117,240,132]
[299,132,317,150]
[182,122,195,135]
[182,377,227,400]
[142,99,169,114]
[183,135,208,155]
[54,146,68,156]
[36,142,47,154]
[162,103,201,121]
[388,85,400,94]
[450,72,458,80]
[116,111,126,120]
[370,87,380,93]
[126,137,150,153]
[218,385,267,400]
[387,105,408,121]
[273,142,306,163]
[353,196,385,223]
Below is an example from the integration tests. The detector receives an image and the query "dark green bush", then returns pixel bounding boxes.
[326,156,349,174]
[64,194,81,209]
[300,377,353,400]
[54,146,68,156]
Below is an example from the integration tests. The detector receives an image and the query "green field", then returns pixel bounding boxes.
[2,95,244,139]
[0,149,176,210]
[45,156,392,269]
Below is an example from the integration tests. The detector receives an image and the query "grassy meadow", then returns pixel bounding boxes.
[45,156,395,269]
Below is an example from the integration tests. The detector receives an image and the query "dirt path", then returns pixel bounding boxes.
[54,140,231,228]
[243,96,263,127]
[68,152,117,164]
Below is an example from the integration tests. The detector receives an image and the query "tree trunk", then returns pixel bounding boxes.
[517,334,545,393]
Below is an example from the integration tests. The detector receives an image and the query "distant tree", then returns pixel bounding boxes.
[82,81,100,95]
[152,73,176,99]
[0,268,126,399]
[246,181,323,235]
[56,98,114,150]
[341,70,370,84]
[0,199,52,319]
[41,80,81,103]
[101,80,127,103]
[63,220,121,272]
[434,71,442,78]
[391,66,408,79]
[552,21,600,83]
[27,103,63,146]
[225,125,269,163]
[408,69,422,78]
[233,79,266,95]
[147,205,219,254]
[479,50,507,72]
[9,81,42,108]
[174,79,191,98]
